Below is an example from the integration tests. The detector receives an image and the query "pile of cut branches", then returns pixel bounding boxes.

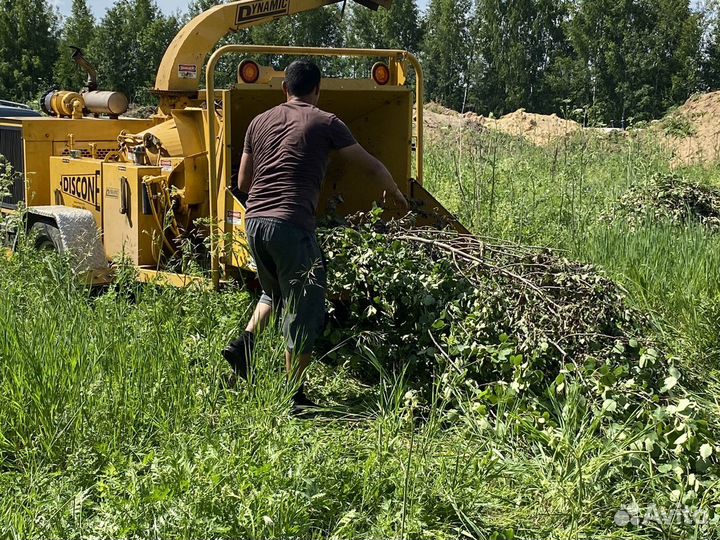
[604,173,720,230]
[317,212,720,502]
[317,210,653,396]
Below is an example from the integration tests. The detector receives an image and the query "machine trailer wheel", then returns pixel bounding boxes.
[30,221,63,252]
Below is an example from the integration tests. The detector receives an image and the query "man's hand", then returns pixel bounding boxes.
[384,185,409,210]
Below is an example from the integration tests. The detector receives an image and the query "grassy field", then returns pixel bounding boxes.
[2,126,720,539]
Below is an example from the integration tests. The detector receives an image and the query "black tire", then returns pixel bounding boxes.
[29,221,63,253]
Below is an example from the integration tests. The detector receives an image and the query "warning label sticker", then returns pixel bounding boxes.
[226,210,243,226]
[178,64,197,79]
[160,159,173,173]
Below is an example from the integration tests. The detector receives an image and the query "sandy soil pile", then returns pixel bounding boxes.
[422,103,485,138]
[474,108,581,145]
[658,91,720,167]
[423,103,581,146]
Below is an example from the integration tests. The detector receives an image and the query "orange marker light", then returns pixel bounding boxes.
[239,60,260,83]
[372,62,390,85]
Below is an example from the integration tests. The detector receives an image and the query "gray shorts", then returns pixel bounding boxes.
[246,217,327,354]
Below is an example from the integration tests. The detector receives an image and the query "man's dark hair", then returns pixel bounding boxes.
[284,60,321,96]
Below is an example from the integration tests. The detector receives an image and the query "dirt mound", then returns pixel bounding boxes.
[476,108,581,145]
[658,91,720,167]
[423,104,581,146]
[604,173,720,230]
[422,103,486,139]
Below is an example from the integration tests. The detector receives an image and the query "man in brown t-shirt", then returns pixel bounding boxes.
[223,60,407,413]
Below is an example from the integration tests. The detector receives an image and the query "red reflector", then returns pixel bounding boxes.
[239,60,260,83]
[372,62,390,85]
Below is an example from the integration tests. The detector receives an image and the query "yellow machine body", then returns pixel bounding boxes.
[0,117,154,207]
[0,0,462,288]
[101,162,163,266]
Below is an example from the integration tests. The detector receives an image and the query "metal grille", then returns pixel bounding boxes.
[0,126,24,207]
[60,146,116,159]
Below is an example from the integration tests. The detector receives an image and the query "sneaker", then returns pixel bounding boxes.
[222,331,254,380]
[291,387,320,416]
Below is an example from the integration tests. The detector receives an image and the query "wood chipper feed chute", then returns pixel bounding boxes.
[200,44,465,287]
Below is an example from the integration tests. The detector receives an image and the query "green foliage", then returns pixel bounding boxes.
[0,0,59,102]
[53,0,95,91]
[421,0,703,124]
[346,0,422,72]
[604,172,720,230]
[422,0,472,111]
[468,0,569,116]
[248,7,346,74]
[0,156,25,243]
[661,109,697,138]
[319,211,649,396]
[561,0,702,126]
[0,155,16,202]
[344,0,422,78]
[347,0,422,53]
[88,0,180,104]
[0,0,710,122]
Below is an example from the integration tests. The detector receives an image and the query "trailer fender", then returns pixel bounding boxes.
[27,206,107,273]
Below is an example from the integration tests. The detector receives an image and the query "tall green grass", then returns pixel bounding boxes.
[1,249,708,539]
[2,127,720,538]
[425,127,720,370]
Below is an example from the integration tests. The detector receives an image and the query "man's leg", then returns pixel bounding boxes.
[277,246,327,411]
[285,350,312,385]
[223,294,273,379]
[223,219,281,380]
[246,295,273,334]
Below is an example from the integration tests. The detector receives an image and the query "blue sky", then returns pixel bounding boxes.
[53,0,194,18]
[53,0,430,19]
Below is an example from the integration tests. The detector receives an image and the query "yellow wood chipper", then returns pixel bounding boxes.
[0,0,462,289]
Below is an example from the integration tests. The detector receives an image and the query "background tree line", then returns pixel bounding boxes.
[1,0,719,125]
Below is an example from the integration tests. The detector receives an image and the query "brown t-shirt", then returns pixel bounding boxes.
[243,100,357,230]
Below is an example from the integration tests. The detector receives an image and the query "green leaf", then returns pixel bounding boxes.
[674,432,688,446]
[700,443,713,460]
[431,319,446,330]
[602,399,617,413]
[675,398,691,413]
[662,376,678,392]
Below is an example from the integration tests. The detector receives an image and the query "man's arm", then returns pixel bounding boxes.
[336,143,408,208]
[237,152,254,203]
